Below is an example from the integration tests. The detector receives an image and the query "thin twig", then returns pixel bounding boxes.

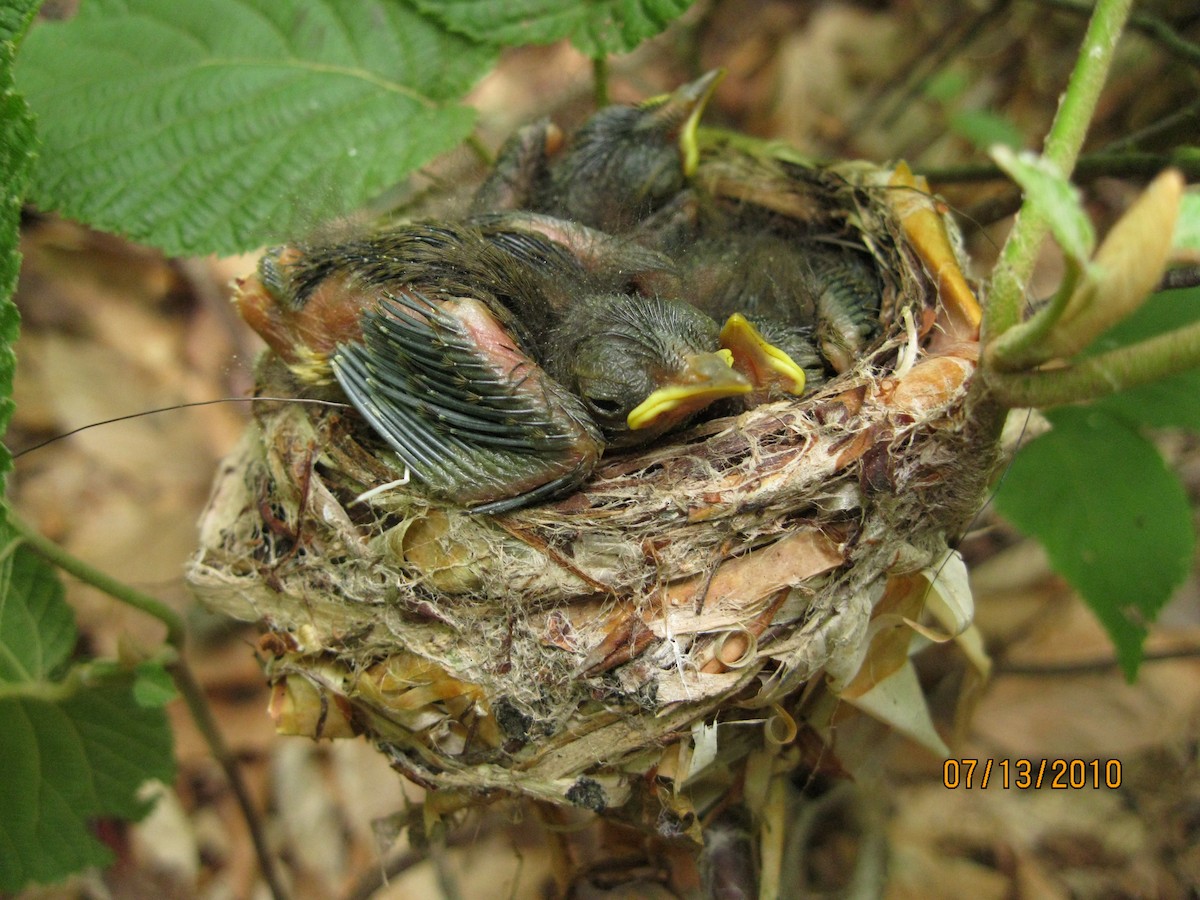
[921,149,1200,184]
[342,849,428,900]
[882,1,1011,130]
[844,786,889,900]
[1102,99,1200,153]
[8,509,186,646]
[340,804,494,900]
[169,658,291,900]
[464,133,494,167]
[848,2,1010,134]
[430,838,464,900]
[781,782,854,897]
[997,645,1200,675]
[981,0,1135,344]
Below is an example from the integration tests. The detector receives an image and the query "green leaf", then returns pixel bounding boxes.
[0,540,76,685]
[16,0,497,257]
[0,514,175,892]
[0,0,41,45]
[133,660,177,707]
[991,145,1095,264]
[994,408,1195,680]
[0,683,176,891]
[949,108,1023,152]
[410,0,695,57]
[1173,191,1200,253]
[1084,287,1200,431]
[0,1,40,488]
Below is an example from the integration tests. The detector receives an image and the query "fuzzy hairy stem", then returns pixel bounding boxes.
[986,319,1200,408]
[985,260,1083,372]
[982,0,1134,345]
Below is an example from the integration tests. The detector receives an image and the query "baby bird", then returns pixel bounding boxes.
[474,70,724,234]
[471,211,811,406]
[235,221,749,513]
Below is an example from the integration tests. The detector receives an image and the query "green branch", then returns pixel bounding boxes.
[982,0,1134,344]
[985,261,1084,371]
[987,166,1182,378]
[7,508,186,648]
[986,319,1200,408]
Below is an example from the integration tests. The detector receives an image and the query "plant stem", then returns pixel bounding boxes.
[986,319,1200,408]
[873,1,1010,130]
[985,261,1083,372]
[7,507,291,900]
[168,656,292,900]
[464,133,493,167]
[593,56,610,107]
[982,0,1134,344]
[7,509,186,648]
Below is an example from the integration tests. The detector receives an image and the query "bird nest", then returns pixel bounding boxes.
[187,156,989,842]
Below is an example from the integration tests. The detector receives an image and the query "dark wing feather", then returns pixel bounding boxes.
[331,290,603,512]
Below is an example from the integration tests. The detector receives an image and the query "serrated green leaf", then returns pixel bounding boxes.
[0,682,175,892]
[0,512,175,891]
[992,145,1095,264]
[1173,191,1200,253]
[0,539,76,684]
[16,0,497,257]
[949,108,1023,152]
[410,0,695,57]
[0,0,41,45]
[0,2,40,487]
[994,408,1195,680]
[1082,287,1200,431]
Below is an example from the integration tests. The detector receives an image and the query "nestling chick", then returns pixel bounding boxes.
[474,70,724,234]
[235,222,748,512]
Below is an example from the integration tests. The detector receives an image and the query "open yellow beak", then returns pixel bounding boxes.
[677,69,724,176]
[627,347,751,431]
[719,313,807,397]
[641,69,725,178]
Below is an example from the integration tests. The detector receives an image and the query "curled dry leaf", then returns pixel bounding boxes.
[1045,168,1185,360]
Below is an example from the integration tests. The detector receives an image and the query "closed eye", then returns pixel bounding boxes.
[589,397,624,415]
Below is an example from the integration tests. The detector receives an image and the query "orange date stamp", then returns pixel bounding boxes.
[942,758,1122,789]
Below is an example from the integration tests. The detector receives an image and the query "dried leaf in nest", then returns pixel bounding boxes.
[187,156,992,842]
